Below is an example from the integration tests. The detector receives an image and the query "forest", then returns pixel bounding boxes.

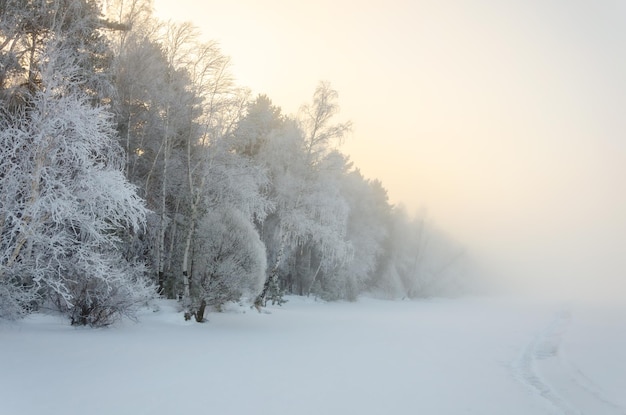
[0,0,470,326]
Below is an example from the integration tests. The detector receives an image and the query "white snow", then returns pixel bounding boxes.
[1,296,624,415]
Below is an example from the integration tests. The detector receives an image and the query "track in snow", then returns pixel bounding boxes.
[512,310,626,415]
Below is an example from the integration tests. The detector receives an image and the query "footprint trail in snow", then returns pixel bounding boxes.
[512,310,626,415]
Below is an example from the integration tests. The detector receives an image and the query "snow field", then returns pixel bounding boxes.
[1,296,624,415]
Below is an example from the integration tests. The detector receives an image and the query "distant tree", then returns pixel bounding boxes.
[233,94,284,158]
[288,82,352,298]
[294,150,351,299]
[331,171,391,300]
[298,81,352,166]
[103,0,153,54]
[374,206,467,299]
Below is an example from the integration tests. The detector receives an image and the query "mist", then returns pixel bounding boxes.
[437,135,626,303]
[1,3,625,414]
[153,0,626,303]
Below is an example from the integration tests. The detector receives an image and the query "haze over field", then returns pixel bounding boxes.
[153,0,626,300]
[1,3,625,413]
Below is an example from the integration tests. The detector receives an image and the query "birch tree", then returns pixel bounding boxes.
[110,20,197,295]
[238,83,353,306]
[0,43,153,324]
[288,82,352,298]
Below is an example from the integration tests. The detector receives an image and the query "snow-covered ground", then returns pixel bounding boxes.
[1,296,624,415]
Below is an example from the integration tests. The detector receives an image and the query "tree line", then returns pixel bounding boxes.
[0,0,470,326]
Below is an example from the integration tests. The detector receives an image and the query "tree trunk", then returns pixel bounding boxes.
[155,106,170,295]
[181,225,193,307]
[255,232,287,309]
[194,299,206,322]
[182,108,202,314]
[306,257,323,297]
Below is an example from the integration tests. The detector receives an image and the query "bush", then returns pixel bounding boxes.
[54,261,155,327]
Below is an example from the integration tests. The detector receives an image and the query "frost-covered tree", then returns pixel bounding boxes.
[107,3,165,180]
[108,17,272,319]
[183,120,271,319]
[233,96,293,305]
[234,85,352,306]
[248,118,312,304]
[285,83,352,298]
[233,94,283,158]
[103,0,153,53]
[0,43,153,324]
[0,0,117,106]
[291,150,351,299]
[109,19,199,294]
[298,81,352,167]
[330,171,391,300]
[373,206,467,299]
[190,208,266,321]
[177,35,247,308]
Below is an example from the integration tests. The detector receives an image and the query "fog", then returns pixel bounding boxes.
[154,0,626,303]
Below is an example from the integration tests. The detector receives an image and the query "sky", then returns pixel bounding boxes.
[152,0,626,300]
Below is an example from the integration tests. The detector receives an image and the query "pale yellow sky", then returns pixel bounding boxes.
[153,0,626,300]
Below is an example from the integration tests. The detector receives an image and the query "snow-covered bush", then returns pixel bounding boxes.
[54,261,154,327]
[191,208,267,319]
[0,274,40,320]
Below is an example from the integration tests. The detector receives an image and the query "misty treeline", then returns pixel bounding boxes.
[0,0,470,326]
